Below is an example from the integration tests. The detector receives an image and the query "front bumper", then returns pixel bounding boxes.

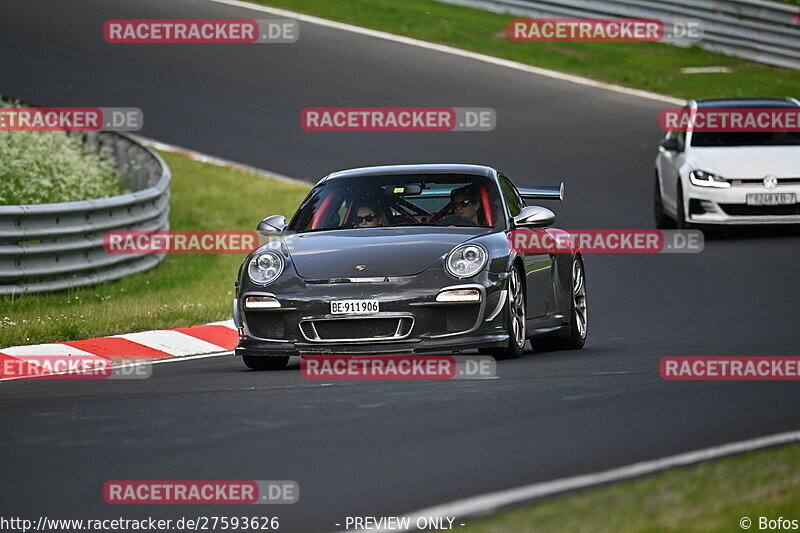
[234,270,510,356]
[686,181,800,225]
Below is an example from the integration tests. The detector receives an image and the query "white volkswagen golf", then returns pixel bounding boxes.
[654,98,800,228]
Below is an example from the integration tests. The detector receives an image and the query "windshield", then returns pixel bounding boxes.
[288,174,503,232]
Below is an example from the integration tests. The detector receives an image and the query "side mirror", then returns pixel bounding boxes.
[257,215,287,236]
[513,206,555,228]
[659,137,680,152]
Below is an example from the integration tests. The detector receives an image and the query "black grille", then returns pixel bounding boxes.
[720,204,800,216]
[245,312,286,339]
[731,179,800,186]
[445,306,479,333]
[309,318,403,340]
[426,304,480,335]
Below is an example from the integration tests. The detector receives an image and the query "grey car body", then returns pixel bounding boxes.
[233,164,586,369]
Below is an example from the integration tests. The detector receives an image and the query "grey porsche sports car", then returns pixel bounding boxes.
[233,164,587,370]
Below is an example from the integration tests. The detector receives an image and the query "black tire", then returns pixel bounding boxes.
[483,267,526,360]
[532,256,587,351]
[654,172,675,229]
[242,355,290,371]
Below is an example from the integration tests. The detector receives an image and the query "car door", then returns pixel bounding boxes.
[499,174,552,318]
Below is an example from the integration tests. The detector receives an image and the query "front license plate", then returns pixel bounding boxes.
[746,193,796,206]
[330,300,379,315]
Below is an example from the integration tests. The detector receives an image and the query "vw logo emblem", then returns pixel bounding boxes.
[763,175,778,190]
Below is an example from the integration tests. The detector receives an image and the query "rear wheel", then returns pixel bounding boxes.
[532,257,587,351]
[242,355,290,371]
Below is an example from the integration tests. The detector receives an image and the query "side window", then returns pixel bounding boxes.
[499,175,524,218]
[667,106,688,151]
[668,130,686,151]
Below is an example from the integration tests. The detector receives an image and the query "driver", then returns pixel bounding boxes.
[450,185,482,225]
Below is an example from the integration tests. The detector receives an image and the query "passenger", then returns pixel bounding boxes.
[353,203,386,228]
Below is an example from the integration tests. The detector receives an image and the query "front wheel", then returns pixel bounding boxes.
[482,267,526,359]
[242,355,290,371]
[675,183,690,230]
[565,257,588,349]
[654,173,675,229]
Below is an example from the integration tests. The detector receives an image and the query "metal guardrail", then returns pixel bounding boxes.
[0,131,171,296]
[436,0,800,70]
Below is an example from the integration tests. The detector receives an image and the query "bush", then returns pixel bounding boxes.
[0,130,128,205]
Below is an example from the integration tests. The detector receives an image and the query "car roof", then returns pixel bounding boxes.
[692,98,800,109]
[321,164,497,184]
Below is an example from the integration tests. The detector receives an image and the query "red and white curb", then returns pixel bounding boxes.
[0,320,237,381]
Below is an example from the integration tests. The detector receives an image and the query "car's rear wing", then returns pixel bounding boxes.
[517,183,564,202]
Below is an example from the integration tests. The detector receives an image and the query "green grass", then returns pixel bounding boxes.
[251,0,800,100]
[0,130,128,205]
[0,151,309,348]
[461,442,800,532]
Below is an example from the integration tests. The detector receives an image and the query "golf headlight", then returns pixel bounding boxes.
[446,244,487,278]
[248,251,284,285]
[690,170,730,188]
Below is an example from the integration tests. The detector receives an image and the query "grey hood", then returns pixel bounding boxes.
[283,227,486,279]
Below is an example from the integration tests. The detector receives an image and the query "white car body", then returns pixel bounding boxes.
[655,98,800,226]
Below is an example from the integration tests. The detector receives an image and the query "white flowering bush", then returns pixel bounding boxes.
[0,130,128,205]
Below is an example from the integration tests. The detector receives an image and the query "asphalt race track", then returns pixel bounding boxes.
[1,1,799,531]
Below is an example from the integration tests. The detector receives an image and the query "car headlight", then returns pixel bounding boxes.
[248,251,284,285]
[446,244,488,278]
[689,170,730,188]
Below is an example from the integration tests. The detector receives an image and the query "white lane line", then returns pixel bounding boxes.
[115,330,228,356]
[206,0,683,105]
[346,429,800,532]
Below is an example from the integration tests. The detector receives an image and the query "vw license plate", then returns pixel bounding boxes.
[746,193,796,206]
[330,300,379,314]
